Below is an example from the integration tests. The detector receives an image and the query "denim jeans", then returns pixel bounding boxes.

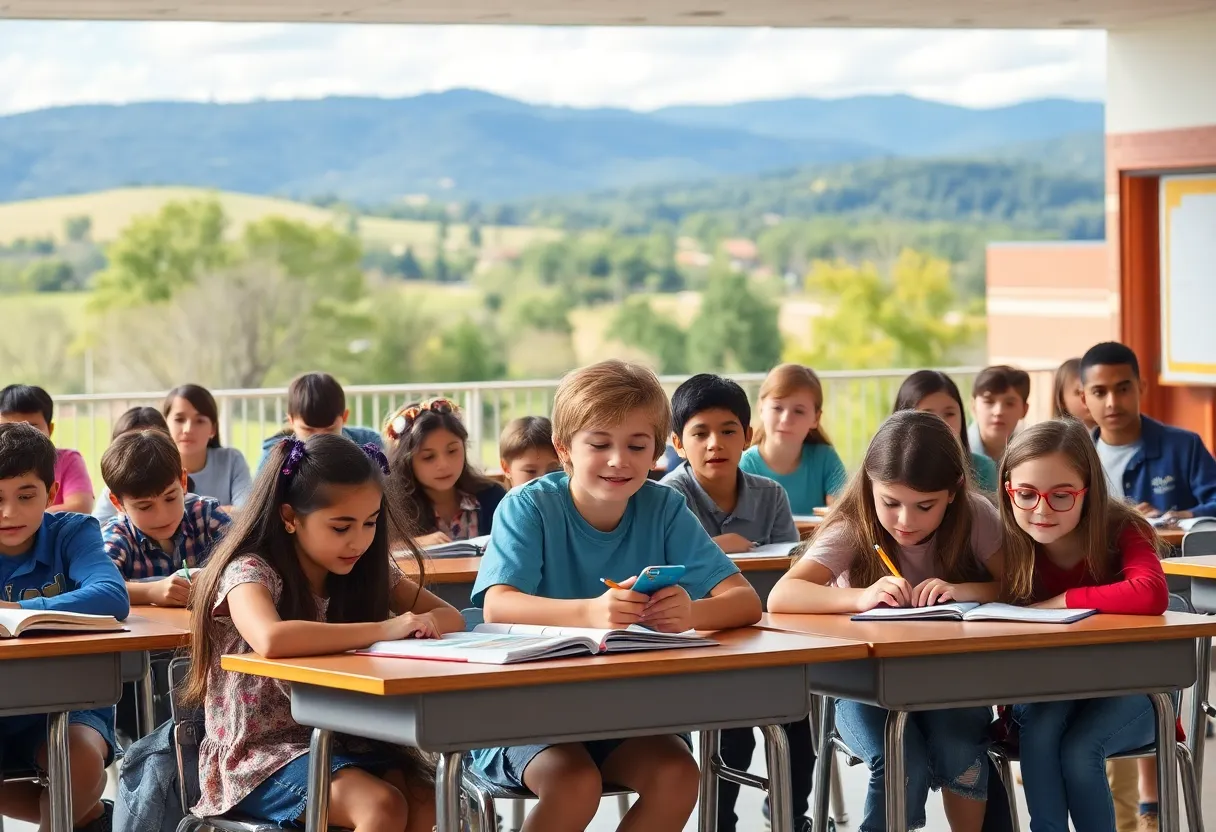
[835,699,993,832]
[1013,695,1156,832]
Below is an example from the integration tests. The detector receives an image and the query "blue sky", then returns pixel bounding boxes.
[0,22,1105,115]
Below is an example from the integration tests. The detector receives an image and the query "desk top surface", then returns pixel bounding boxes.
[1162,555,1216,578]
[130,605,192,630]
[0,613,189,660]
[221,626,868,696]
[759,610,1216,658]
[419,552,796,585]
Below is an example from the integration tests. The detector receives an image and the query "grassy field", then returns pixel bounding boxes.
[0,187,561,256]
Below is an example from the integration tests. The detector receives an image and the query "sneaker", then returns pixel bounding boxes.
[76,800,113,832]
[1139,812,1159,832]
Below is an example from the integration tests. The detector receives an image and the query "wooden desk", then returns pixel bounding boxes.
[130,604,192,631]
[223,627,869,832]
[0,616,191,832]
[760,612,1216,832]
[1160,527,1185,547]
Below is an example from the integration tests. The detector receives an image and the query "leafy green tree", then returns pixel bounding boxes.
[421,318,506,382]
[610,298,689,375]
[64,215,93,243]
[93,198,229,306]
[399,246,424,280]
[795,248,978,371]
[22,259,77,293]
[686,261,783,373]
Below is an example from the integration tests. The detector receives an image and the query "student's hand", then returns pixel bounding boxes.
[640,585,694,633]
[714,533,755,554]
[416,531,452,547]
[1161,510,1193,524]
[1135,502,1161,518]
[1031,593,1068,610]
[587,577,648,628]
[912,578,958,607]
[380,611,441,641]
[0,601,18,609]
[154,575,192,607]
[858,576,913,611]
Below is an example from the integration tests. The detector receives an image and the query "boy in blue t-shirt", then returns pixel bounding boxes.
[0,423,129,832]
[472,359,762,832]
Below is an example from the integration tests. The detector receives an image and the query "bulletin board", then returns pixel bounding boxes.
[1159,173,1216,384]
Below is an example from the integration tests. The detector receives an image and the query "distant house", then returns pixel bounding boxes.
[721,238,759,269]
[675,249,712,268]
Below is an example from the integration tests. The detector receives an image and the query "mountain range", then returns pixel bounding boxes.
[0,89,1104,204]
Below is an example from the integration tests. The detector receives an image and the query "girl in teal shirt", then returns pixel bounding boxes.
[893,370,1000,492]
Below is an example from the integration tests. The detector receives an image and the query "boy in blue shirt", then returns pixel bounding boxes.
[660,374,811,832]
[0,423,128,832]
[256,372,382,472]
[472,360,762,832]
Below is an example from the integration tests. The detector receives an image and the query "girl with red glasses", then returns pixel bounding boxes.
[998,419,1170,832]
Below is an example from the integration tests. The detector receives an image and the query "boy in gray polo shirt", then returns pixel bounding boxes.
[660,374,812,832]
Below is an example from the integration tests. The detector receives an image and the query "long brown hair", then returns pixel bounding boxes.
[1052,358,1083,421]
[998,419,1165,603]
[184,434,425,705]
[752,363,832,447]
[163,384,223,449]
[809,410,986,588]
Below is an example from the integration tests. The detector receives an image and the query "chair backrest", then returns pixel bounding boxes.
[168,656,204,814]
[1183,527,1216,557]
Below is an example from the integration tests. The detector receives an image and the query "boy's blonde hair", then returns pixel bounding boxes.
[552,360,671,465]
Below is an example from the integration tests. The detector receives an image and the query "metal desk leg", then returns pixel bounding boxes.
[137,663,156,738]
[762,723,794,832]
[698,729,720,832]
[436,751,463,832]
[47,711,73,832]
[830,761,848,824]
[883,710,909,832]
[1191,636,1211,784]
[304,728,334,832]
[811,697,835,832]
[1151,692,1181,832]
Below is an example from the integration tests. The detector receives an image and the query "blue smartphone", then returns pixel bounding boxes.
[631,565,686,594]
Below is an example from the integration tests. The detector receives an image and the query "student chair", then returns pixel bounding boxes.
[0,770,44,832]
[459,768,634,832]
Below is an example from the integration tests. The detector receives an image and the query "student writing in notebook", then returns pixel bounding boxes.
[659,374,808,831]
[472,360,762,832]
[183,434,463,831]
[0,423,129,832]
[769,411,1004,832]
[998,419,1169,832]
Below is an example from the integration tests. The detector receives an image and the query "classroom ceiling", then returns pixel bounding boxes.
[2,0,1215,27]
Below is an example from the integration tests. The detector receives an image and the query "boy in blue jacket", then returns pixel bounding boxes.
[0,422,129,832]
[255,372,382,473]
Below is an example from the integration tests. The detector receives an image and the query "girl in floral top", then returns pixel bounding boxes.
[183,434,465,831]
[383,399,507,548]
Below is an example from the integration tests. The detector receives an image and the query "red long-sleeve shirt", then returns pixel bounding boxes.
[1033,526,1169,615]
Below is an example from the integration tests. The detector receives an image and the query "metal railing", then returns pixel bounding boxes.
[51,365,1058,483]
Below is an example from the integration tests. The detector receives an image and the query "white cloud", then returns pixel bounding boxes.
[0,22,1105,116]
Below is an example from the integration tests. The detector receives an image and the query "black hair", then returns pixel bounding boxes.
[112,407,170,440]
[101,430,182,500]
[287,372,346,428]
[0,384,54,424]
[387,403,498,535]
[892,370,973,455]
[163,384,223,449]
[186,433,426,706]
[0,422,57,490]
[671,373,752,437]
[1080,342,1141,383]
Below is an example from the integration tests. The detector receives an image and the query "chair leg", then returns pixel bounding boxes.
[829,755,849,824]
[987,747,1021,832]
[1177,742,1204,832]
[508,799,525,832]
[478,793,497,832]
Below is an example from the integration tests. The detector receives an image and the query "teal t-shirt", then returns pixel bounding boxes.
[970,451,999,493]
[739,444,847,515]
[471,471,739,607]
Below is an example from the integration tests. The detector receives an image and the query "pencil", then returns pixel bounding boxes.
[600,577,624,590]
[873,544,902,579]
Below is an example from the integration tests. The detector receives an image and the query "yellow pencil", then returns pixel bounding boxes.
[873,544,902,579]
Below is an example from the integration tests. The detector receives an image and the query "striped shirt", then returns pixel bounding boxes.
[102,493,231,580]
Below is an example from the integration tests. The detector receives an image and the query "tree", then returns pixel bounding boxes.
[22,259,77,292]
[610,298,689,375]
[686,261,783,373]
[64,215,93,243]
[399,247,424,280]
[795,248,978,371]
[92,198,229,306]
[468,221,483,249]
[420,318,506,382]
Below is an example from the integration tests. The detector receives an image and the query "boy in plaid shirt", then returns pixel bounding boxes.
[101,429,230,606]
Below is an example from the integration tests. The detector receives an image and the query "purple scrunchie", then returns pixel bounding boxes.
[363,443,390,475]
[280,438,307,479]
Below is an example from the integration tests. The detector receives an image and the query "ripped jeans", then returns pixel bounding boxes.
[835,700,993,832]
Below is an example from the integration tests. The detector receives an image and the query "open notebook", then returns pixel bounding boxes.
[731,541,803,559]
[422,534,492,559]
[359,623,718,665]
[851,602,1098,624]
[0,609,125,638]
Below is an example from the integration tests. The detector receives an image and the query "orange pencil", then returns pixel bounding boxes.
[873,544,903,579]
[600,578,625,590]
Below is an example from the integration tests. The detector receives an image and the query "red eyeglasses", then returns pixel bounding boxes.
[1004,484,1088,512]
